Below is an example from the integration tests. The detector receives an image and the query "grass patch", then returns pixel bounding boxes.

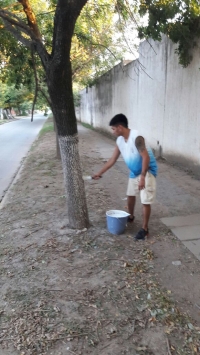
[48,113,54,121]
[0,119,9,125]
[39,121,54,137]
[81,122,94,130]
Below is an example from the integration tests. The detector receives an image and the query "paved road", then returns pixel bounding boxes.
[0,114,46,201]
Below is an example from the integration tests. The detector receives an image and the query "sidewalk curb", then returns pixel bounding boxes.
[0,157,26,210]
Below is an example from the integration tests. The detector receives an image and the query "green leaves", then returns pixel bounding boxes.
[0,82,33,110]
[138,0,200,66]
[0,0,132,90]
[72,0,125,86]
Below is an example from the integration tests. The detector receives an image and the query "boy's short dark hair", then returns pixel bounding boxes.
[109,114,128,128]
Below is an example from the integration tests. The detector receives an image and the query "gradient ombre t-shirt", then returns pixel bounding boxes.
[116,130,157,178]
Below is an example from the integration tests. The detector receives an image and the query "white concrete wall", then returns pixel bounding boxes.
[78,36,200,170]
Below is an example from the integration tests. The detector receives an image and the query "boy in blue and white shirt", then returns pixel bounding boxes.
[93,113,157,240]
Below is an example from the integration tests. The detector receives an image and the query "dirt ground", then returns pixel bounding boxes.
[0,120,200,355]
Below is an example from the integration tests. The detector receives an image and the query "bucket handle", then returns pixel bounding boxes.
[115,216,129,225]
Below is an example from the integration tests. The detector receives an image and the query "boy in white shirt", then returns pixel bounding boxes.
[93,113,157,240]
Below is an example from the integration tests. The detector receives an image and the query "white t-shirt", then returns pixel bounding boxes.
[116,130,157,178]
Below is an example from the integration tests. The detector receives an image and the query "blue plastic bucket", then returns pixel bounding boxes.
[106,210,130,235]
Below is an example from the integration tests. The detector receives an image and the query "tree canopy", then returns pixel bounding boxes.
[0,0,135,92]
[0,82,31,109]
[138,0,200,67]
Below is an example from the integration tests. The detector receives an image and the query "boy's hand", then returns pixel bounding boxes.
[138,175,145,190]
[92,174,102,180]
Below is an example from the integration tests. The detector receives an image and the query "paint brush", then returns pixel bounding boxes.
[82,175,102,181]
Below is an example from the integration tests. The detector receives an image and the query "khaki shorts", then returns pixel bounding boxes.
[126,172,156,204]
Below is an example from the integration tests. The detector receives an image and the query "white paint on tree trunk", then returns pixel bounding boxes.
[58,134,89,229]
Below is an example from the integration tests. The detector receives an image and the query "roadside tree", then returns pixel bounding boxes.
[0,82,33,115]
[0,0,132,228]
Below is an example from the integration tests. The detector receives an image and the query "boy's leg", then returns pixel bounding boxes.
[142,204,151,231]
[126,178,138,221]
[127,196,136,219]
[135,172,156,240]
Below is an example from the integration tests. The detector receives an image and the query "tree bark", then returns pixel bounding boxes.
[47,51,89,229]
[47,88,89,227]
[53,117,61,160]
[58,134,89,229]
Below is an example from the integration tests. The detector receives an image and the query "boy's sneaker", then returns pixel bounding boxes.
[127,216,135,223]
[134,228,149,241]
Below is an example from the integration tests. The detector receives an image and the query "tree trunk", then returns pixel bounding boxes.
[58,134,89,228]
[53,116,61,160]
[47,58,89,229]
[56,132,61,160]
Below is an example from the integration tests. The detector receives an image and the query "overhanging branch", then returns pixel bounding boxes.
[38,86,52,108]
[0,9,33,37]
[74,32,124,71]
[31,45,39,122]
[0,8,50,69]
[4,20,31,48]
[17,0,42,40]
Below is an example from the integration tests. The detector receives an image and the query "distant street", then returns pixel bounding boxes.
[0,114,47,201]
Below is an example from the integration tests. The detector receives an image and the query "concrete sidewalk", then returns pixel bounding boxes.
[161,214,200,260]
[79,124,200,261]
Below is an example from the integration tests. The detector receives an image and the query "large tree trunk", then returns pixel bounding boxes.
[58,134,89,228]
[45,0,89,229]
[47,59,89,229]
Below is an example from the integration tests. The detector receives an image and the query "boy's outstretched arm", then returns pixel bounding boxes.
[93,145,120,179]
